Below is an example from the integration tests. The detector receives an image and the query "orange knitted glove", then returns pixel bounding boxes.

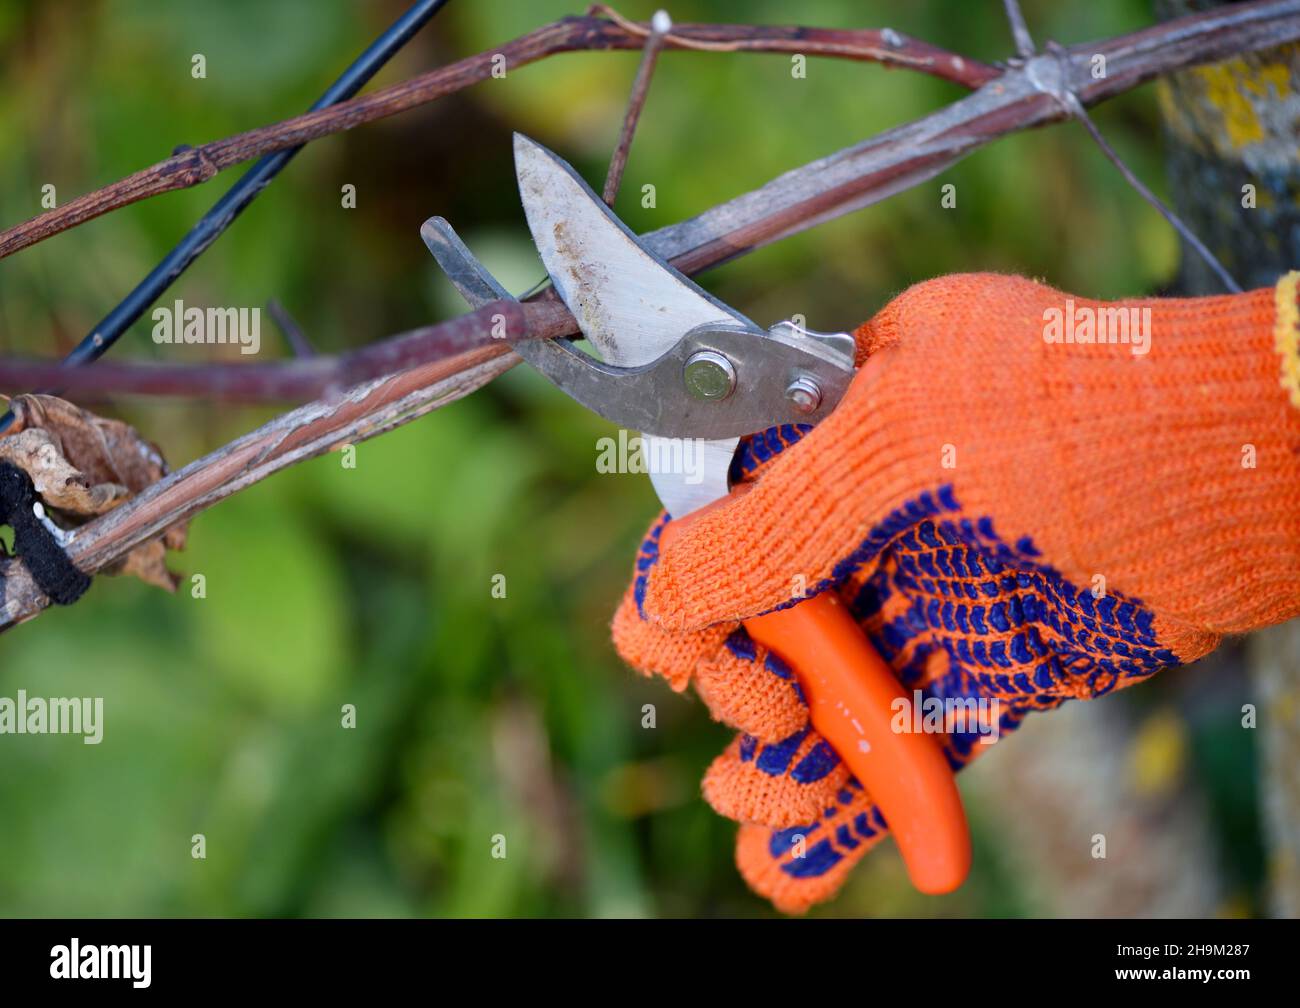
[613,271,1300,912]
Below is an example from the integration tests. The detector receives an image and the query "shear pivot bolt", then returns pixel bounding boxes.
[785,376,823,414]
[683,350,736,401]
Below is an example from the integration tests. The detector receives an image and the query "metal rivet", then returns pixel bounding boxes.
[683,350,736,401]
[785,376,823,414]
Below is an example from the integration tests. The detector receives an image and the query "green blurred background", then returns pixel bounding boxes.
[0,0,1266,917]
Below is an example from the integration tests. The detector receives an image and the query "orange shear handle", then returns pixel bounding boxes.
[662,501,971,895]
[743,594,970,894]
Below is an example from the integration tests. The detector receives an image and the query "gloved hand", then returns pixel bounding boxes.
[613,271,1300,912]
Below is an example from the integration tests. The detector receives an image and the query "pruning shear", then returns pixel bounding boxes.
[423,134,971,895]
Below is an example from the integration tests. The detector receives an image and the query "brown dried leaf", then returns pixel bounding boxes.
[0,394,187,590]
[6,393,170,493]
[0,428,129,513]
[104,538,181,592]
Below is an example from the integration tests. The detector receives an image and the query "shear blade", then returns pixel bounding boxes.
[513,133,756,369]
[514,133,745,518]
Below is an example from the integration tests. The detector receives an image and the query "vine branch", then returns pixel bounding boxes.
[3,0,1299,630]
[0,11,996,260]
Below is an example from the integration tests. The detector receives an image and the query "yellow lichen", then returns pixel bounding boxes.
[1240,61,1291,99]
[1194,61,1266,148]
[1128,709,1187,800]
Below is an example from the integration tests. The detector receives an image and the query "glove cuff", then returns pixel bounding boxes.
[1275,270,1300,411]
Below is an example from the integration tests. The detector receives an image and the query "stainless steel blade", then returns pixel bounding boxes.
[513,132,740,517]
[514,133,756,368]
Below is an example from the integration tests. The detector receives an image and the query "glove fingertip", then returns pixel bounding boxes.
[734,785,886,914]
[642,524,787,632]
[734,825,838,915]
[702,737,841,828]
[611,585,697,691]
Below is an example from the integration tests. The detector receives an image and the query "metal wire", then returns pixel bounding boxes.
[0,0,453,434]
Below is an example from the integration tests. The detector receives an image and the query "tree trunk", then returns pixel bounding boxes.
[1157,0,1300,917]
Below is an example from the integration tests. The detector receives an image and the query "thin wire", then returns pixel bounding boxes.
[0,0,452,434]
[1002,0,1037,59]
[1069,98,1242,293]
[1001,4,1239,293]
[1042,41,1242,293]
